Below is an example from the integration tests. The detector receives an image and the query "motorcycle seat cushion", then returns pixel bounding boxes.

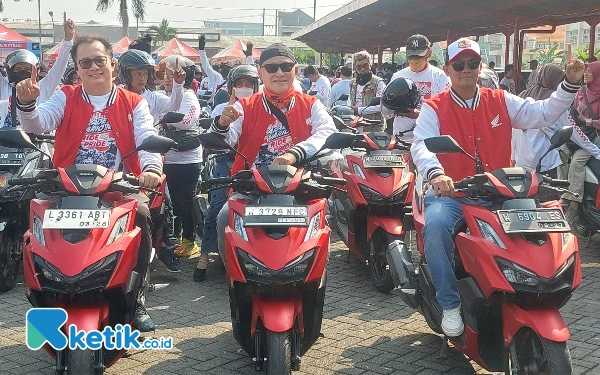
[588,158,600,178]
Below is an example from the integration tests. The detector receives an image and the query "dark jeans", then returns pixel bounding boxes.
[164,163,201,241]
[132,194,153,283]
[201,154,232,254]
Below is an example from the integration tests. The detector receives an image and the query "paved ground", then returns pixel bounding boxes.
[1,234,600,374]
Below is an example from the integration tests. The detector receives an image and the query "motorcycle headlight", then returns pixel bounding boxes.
[555,255,575,279]
[496,258,539,287]
[304,212,322,242]
[476,219,507,249]
[240,251,268,276]
[359,184,385,203]
[33,215,46,246]
[106,214,129,245]
[389,185,409,203]
[352,163,366,180]
[237,249,316,284]
[234,212,248,241]
[281,249,315,277]
[19,159,37,177]
[79,253,120,283]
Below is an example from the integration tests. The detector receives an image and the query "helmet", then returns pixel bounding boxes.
[62,63,77,85]
[227,65,259,93]
[118,50,156,89]
[6,49,39,84]
[479,68,499,89]
[160,55,196,87]
[211,88,230,109]
[382,77,420,112]
[330,105,354,125]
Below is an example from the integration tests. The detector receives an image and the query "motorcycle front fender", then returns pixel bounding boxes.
[251,294,303,336]
[61,303,111,334]
[501,303,569,347]
[366,214,404,241]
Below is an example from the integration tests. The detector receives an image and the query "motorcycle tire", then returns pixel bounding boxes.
[0,231,20,293]
[370,231,399,294]
[67,349,98,375]
[266,330,292,375]
[506,328,572,375]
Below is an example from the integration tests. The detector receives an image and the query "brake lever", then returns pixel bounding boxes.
[540,183,579,198]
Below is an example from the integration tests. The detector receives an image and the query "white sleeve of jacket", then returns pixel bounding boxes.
[166,90,200,130]
[200,50,224,90]
[543,112,600,160]
[246,56,255,65]
[410,103,444,181]
[133,100,162,175]
[209,101,243,148]
[152,82,184,121]
[506,80,580,130]
[288,100,337,162]
[328,83,340,108]
[16,90,66,133]
[359,80,386,115]
[39,39,73,103]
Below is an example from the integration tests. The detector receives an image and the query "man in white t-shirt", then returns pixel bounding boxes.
[500,64,516,94]
[304,65,331,106]
[328,66,352,108]
[389,34,451,141]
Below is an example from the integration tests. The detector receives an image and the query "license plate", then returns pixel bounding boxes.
[363,155,405,168]
[496,209,570,233]
[243,206,309,227]
[0,153,24,166]
[43,209,111,229]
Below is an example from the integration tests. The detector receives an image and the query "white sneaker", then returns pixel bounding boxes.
[441,306,464,337]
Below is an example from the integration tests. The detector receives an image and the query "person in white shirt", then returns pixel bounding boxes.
[500,64,517,94]
[328,66,352,108]
[304,65,331,107]
[348,50,385,122]
[388,34,450,141]
[526,60,539,89]
[198,35,225,93]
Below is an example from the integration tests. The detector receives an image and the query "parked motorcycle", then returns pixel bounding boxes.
[0,133,54,292]
[387,127,580,374]
[0,129,175,375]
[572,156,600,240]
[327,128,414,293]
[198,131,353,374]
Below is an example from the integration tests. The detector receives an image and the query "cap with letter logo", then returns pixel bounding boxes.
[406,34,431,57]
[446,37,482,62]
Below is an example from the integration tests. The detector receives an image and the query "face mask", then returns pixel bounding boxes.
[10,70,31,84]
[356,72,372,86]
[235,87,254,99]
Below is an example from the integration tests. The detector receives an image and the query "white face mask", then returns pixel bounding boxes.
[235,87,254,98]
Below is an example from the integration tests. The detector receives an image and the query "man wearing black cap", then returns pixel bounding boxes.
[128,34,153,55]
[388,34,450,143]
[211,42,336,262]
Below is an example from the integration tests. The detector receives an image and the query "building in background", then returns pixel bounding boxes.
[278,10,313,36]
[204,21,263,37]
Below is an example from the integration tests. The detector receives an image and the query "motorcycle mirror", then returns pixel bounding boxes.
[368,97,381,107]
[199,99,208,107]
[323,132,357,150]
[161,112,185,124]
[0,129,51,159]
[338,94,349,102]
[137,135,177,154]
[537,126,574,173]
[199,132,250,169]
[198,118,213,130]
[424,136,475,160]
[332,116,348,131]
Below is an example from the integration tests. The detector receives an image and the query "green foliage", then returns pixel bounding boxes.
[531,42,566,66]
[574,44,600,62]
[147,19,178,46]
[292,48,315,64]
[393,51,406,64]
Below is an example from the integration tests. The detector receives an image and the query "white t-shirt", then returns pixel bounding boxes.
[500,77,516,94]
[390,65,451,142]
[309,75,331,107]
[351,79,386,116]
[328,79,350,108]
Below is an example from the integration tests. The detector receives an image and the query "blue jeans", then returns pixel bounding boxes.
[201,154,232,254]
[423,191,490,310]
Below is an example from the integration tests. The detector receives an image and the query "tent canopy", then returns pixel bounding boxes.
[210,40,261,65]
[0,24,30,41]
[43,42,62,63]
[155,38,200,63]
[113,36,133,56]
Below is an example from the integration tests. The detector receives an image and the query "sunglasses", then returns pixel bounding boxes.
[77,56,109,69]
[451,58,481,72]
[355,62,370,71]
[262,62,295,74]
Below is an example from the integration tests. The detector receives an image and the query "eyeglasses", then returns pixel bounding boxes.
[77,56,109,69]
[451,58,481,72]
[262,63,295,74]
[355,62,370,71]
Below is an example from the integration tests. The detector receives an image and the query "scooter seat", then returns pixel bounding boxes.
[588,158,600,178]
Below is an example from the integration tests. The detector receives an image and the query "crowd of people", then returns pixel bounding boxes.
[3,10,598,341]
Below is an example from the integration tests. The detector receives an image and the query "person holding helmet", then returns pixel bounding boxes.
[193,63,260,282]
[157,55,203,259]
[1,12,75,127]
[381,77,421,136]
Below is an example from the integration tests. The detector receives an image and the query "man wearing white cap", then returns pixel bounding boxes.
[411,37,585,337]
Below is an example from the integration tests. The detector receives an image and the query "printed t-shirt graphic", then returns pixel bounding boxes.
[75,111,118,168]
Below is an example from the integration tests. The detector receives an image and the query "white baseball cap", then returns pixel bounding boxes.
[446,38,482,62]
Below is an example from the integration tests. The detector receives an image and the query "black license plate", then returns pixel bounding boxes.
[363,155,405,168]
[0,153,24,166]
[497,209,570,233]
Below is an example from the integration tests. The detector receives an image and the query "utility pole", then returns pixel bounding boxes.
[38,0,42,45]
[262,8,265,36]
[275,10,278,36]
[313,0,317,22]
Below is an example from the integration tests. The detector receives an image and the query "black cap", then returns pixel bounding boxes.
[259,43,296,65]
[129,34,152,54]
[406,34,430,57]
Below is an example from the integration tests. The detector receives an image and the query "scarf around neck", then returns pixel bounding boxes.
[263,85,296,109]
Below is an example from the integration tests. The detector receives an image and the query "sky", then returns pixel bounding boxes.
[3,0,349,28]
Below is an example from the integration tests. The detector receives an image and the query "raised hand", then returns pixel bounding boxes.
[242,41,253,57]
[16,65,41,104]
[63,12,75,41]
[172,58,187,84]
[198,35,206,51]
[217,88,243,128]
[565,43,585,84]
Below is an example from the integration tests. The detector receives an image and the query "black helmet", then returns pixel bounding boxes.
[62,63,77,85]
[212,88,230,109]
[382,77,420,112]
[330,105,354,125]
[119,50,156,89]
[227,65,259,93]
[6,49,39,84]
[160,55,196,87]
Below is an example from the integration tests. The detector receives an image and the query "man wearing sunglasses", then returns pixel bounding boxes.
[210,42,336,262]
[348,50,385,123]
[15,35,163,333]
[411,37,585,337]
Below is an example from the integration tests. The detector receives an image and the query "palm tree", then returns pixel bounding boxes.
[147,19,178,47]
[96,0,146,38]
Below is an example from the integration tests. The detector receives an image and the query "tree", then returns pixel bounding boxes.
[574,44,600,62]
[292,48,315,65]
[531,42,566,67]
[96,0,146,38]
[147,19,178,46]
[393,51,406,65]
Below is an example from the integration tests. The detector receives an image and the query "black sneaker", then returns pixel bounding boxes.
[162,236,180,251]
[194,268,207,282]
[134,301,155,332]
[158,249,182,273]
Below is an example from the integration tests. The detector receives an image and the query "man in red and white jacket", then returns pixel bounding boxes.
[211,42,336,260]
[411,38,585,337]
[15,35,162,333]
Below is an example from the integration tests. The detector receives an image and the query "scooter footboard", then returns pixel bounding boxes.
[251,295,303,335]
[501,303,569,347]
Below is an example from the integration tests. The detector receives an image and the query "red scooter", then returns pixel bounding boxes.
[387,128,581,373]
[0,129,175,375]
[327,126,415,293]
[199,132,352,374]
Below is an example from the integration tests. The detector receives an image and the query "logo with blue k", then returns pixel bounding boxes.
[26,308,68,350]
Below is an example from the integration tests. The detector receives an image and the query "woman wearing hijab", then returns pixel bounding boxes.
[559,61,600,225]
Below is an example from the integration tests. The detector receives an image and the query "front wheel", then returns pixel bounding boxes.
[0,231,21,293]
[370,231,398,293]
[266,330,292,375]
[506,328,572,375]
[66,349,99,375]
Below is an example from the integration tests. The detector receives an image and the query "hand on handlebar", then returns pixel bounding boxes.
[138,172,161,189]
[430,174,455,197]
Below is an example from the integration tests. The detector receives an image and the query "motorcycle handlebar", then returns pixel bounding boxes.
[207,176,233,186]
[32,134,55,141]
[453,177,475,189]
[314,176,346,186]
[8,177,38,186]
[543,176,570,187]
[123,174,140,186]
